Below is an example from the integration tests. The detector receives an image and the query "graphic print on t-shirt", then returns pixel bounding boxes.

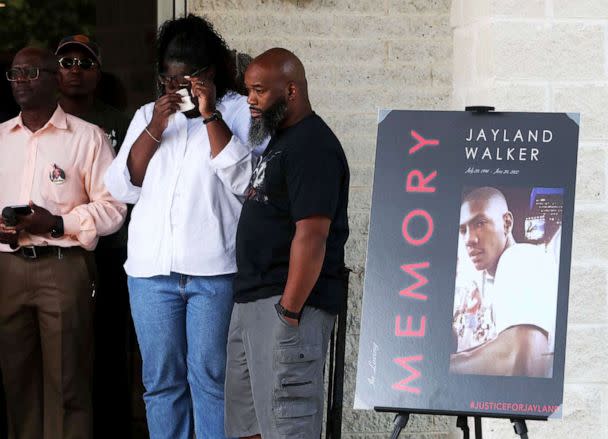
[245,150,282,204]
[104,128,118,149]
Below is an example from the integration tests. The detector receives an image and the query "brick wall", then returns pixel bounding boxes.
[188,0,455,436]
[186,1,608,437]
[452,1,608,438]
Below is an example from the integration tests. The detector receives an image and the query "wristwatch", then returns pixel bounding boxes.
[203,110,222,125]
[50,215,64,238]
[275,301,302,321]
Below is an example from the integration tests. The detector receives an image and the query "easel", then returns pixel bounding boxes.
[382,410,533,439]
[383,105,534,439]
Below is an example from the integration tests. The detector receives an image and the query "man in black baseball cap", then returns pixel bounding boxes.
[55,34,130,147]
[55,34,131,147]
[56,34,102,64]
[56,36,104,119]
[55,34,133,439]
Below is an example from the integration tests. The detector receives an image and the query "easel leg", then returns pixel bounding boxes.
[456,416,470,439]
[511,419,529,439]
[389,413,410,439]
[474,416,483,439]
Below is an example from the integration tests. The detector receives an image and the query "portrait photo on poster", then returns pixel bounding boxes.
[450,185,562,379]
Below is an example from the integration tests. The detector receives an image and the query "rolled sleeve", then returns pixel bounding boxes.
[62,212,82,237]
[104,106,149,203]
[104,160,141,204]
[209,135,256,195]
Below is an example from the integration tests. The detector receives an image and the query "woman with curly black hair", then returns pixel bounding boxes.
[105,14,263,438]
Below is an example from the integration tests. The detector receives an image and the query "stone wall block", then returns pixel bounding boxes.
[491,22,605,81]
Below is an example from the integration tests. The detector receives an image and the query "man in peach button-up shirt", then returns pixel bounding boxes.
[0,47,126,439]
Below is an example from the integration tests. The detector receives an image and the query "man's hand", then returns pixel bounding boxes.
[0,218,18,247]
[282,316,299,327]
[190,77,217,119]
[14,202,56,235]
[278,300,300,327]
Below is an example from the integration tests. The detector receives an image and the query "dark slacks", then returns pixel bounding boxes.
[0,248,95,439]
[0,369,6,438]
[92,246,132,439]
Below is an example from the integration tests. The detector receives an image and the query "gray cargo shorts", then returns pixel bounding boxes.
[224,295,335,439]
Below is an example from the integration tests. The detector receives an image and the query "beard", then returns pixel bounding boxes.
[248,97,287,146]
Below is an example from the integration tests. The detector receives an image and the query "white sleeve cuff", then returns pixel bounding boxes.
[210,135,252,170]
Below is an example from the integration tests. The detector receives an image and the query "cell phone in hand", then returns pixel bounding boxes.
[2,205,32,227]
[10,205,33,216]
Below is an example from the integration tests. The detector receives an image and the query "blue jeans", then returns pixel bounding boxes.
[128,273,235,439]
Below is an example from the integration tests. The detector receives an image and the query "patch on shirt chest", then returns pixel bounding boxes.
[49,163,66,184]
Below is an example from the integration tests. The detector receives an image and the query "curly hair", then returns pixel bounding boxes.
[157,14,237,100]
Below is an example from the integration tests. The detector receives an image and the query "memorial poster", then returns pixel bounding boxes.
[354,110,579,419]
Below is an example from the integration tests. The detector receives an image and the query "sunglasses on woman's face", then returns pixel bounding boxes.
[58,57,98,71]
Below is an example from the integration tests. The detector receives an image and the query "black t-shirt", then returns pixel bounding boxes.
[81,100,130,153]
[234,113,349,314]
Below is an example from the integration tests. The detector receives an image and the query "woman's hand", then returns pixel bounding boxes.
[189,77,216,119]
[148,93,182,138]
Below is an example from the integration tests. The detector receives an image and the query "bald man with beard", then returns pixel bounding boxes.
[225,48,349,439]
[0,47,126,439]
[450,187,557,378]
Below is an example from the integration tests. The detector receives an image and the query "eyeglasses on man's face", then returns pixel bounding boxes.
[158,66,208,88]
[58,57,98,71]
[5,66,56,82]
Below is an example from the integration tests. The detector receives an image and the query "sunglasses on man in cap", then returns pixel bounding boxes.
[58,57,98,71]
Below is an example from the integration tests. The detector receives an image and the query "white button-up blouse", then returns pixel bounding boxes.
[104,92,261,277]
